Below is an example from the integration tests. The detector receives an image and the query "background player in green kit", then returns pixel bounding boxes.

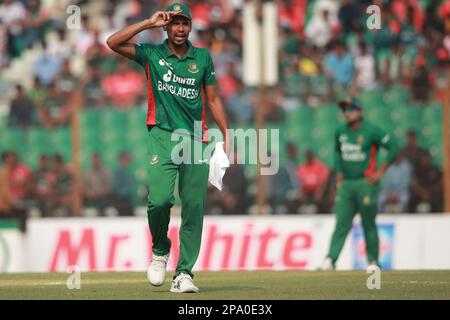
[321,97,398,270]
[107,3,230,293]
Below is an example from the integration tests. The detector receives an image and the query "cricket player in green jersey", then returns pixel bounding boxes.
[107,3,230,293]
[321,97,398,270]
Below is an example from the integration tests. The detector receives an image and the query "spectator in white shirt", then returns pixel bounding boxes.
[354,42,377,91]
[305,9,337,48]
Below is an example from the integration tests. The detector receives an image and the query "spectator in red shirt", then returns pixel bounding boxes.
[217,60,239,101]
[390,0,424,33]
[278,0,307,36]
[9,151,32,201]
[1,151,31,231]
[297,149,330,212]
[0,152,16,215]
[190,0,211,30]
[102,59,145,108]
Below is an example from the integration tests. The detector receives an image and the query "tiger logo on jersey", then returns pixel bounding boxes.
[188,62,199,74]
[149,155,159,165]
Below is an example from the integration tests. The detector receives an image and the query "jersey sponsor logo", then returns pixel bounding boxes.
[162,69,196,85]
[173,73,196,85]
[157,58,199,99]
[339,134,348,143]
[341,143,366,161]
[157,81,200,99]
[381,134,390,144]
[163,69,172,82]
[188,62,199,74]
[159,58,173,70]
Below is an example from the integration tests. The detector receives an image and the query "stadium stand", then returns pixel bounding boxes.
[0,0,449,217]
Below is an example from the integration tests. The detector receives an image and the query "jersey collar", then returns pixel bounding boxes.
[163,39,195,60]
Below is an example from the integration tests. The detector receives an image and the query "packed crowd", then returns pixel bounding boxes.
[0,150,137,224]
[1,0,449,220]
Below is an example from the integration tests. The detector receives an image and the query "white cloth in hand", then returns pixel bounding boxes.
[208,141,230,191]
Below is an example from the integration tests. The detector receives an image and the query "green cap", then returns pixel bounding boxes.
[165,3,192,20]
[338,97,363,110]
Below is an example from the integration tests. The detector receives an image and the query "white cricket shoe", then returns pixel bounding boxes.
[147,253,169,286]
[319,257,335,271]
[170,273,199,293]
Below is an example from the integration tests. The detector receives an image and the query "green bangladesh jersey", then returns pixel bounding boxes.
[334,120,399,180]
[133,40,216,141]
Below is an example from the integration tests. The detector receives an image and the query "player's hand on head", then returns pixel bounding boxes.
[147,11,176,28]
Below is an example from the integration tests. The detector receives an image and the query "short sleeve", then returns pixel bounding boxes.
[204,52,216,86]
[134,43,155,67]
[373,126,391,148]
[373,126,398,164]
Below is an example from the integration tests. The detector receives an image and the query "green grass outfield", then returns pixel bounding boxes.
[0,271,449,300]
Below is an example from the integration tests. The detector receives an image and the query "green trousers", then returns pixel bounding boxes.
[146,126,209,277]
[327,179,379,265]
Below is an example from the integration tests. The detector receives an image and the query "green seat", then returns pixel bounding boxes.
[2,128,25,148]
[99,128,126,146]
[132,165,147,184]
[390,106,421,126]
[27,128,50,146]
[422,125,443,146]
[81,137,102,154]
[99,109,126,129]
[373,116,394,133]
[393,126,410,146]
[126,125,148,144]
[286,121,311,137]
[81,109,99,130]
[126,107,147,127]
[48,128,71,145]
[360,88,386,108]
[422,105,442,124]
[312,122,336,141]
[0,115,7,134]
[81,127,100,145]
[2,128,26,157]
[98,148,121,169]
[286,107,313,126]
[365,107,390,124]
[22,149,42,169]
[317,144,334,167]
[384,85,410,108]
[402,107,421,125]
[430,144,443,166]
[314,105,340,123]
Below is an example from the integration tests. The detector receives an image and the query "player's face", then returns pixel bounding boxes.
[342,108,362,123]
[166,16,192,46]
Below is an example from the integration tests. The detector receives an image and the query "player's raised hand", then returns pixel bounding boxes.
[146,11,176,28]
